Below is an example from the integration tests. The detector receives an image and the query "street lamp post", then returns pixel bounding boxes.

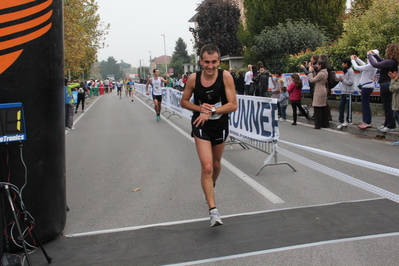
[148,51,152,71]
[139,60,142,81]
[161,34,167,75]
[142,59,145,78]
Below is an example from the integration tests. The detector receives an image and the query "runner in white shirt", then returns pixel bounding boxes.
[146,69,169,121]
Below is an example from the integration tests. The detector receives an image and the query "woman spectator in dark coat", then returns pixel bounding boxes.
[307,60,329,129]
[368,43,399,132]
[235,71,245,95]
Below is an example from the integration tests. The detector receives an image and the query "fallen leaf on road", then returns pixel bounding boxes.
[132,188,141,192]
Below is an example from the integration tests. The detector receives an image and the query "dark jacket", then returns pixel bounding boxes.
[259,71,270,96]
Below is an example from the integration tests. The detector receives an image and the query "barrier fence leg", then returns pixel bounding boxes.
[255,144,297,176]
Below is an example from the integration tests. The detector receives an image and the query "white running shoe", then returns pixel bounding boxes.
[379,127,395,133]
[337,124,343,130]
[209,209,223,227]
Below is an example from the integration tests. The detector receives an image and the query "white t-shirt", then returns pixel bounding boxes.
[244,71,253,85]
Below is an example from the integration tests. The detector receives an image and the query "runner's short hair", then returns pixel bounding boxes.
[200,44,220,59]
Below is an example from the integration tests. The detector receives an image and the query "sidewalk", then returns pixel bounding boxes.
[284,103,399,142]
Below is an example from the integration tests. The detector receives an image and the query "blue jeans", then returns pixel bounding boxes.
[338,94,352,123]
[361,87,373,124]
[280,105,287,119]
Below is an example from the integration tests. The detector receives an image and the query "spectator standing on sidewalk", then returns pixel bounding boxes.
[229,68,236,80]
[75,82,87,113]
[278,86,289,121]
[301,55,320,119]
[320,54,333,121]
[308,60,330,129]
[258,65,270,97]
[388,68,399,145]
[351,53,378,129]
[287,73,309,125]
[252,65,260,96]
[337,58,355,129]
[65,79,79,130]
[244,64,253,95]
[271,70,284,117]
[235,71,245,95]
[368,43,399,132]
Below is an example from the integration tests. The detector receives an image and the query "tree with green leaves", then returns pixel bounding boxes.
[193,0,242,56]
[240,0,346,62]
[170,38,191,75]
[64,0,109,80]
[119,60,131,70]
[173,38,191,63]
[335,0,399,58]
[251,20,328,73]
[100,57,125,80]
[348,0,374,17]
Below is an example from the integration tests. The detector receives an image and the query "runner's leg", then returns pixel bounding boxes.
[195,137,216,209]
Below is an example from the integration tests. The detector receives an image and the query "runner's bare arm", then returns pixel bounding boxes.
[213,70,237,115]
[161,77,169,84]
[145,78,152,94]
[180,74,202,112]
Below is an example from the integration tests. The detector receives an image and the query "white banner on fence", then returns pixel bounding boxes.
[136,85,279,143]
[229,96,279,142]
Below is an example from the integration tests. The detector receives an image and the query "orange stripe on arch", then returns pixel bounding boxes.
[0,0,53,24]
[0,23,52,51]
[0,10,52,37]
[0,50,23,75]
[0,0,36,9]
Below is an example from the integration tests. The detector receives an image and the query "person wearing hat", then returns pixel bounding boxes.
[351,51,378,129]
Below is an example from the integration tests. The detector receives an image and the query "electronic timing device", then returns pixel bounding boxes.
[0,103,26,143]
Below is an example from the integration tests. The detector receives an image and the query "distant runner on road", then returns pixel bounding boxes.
[146,69,169,121]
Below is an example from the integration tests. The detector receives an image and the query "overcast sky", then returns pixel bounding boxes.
[95,0,352,68]
[95,0,201,68]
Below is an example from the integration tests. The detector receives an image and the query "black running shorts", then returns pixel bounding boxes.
[152,95,162,102]
[191,123,229,146]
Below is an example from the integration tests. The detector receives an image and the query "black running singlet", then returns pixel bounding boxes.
[192,69,228,130]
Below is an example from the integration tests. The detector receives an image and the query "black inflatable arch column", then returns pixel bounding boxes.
[0,0,66,245]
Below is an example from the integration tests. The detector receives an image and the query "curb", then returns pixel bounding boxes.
[292,115,399,142]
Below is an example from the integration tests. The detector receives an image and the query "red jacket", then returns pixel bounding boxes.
[287,82,302,101]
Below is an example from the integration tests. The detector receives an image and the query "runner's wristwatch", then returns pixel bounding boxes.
[211,107,216,115]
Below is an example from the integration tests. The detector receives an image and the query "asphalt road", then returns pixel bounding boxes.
[38,92,399,265]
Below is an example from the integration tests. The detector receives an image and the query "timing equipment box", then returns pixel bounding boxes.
[0,103,26,143]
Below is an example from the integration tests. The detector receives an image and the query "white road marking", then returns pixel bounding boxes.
[165,232,399,265]
[67,197,383,237]
[65,96,102,135]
